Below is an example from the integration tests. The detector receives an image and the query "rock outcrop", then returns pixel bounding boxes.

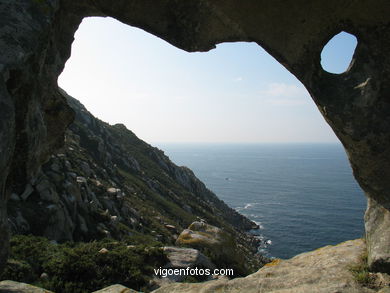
[164,247,215,270]
[153,239,379,293]
[0,280,54,293]
[162,246,216,282]
[91,284,138,293]
[3,240,386,292]
[176,222,251,275]
[0,0,389,275]
[5,239,384,293]
[6,91,265,274]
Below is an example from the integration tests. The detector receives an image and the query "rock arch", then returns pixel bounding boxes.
[0,0,389,272]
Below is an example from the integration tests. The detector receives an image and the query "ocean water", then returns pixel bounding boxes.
[156,143,366,259]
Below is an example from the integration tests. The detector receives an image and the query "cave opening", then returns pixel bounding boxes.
[57,16,366,259]
[59,17,334,144]
[320,31,357,74]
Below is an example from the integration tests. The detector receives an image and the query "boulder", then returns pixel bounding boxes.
[76,176,87,184]
[164,246,215,269]
[36,178,60,203]
[106,188,117,196]
[176,222,236,255]
[20,184,34,201]
[176,222,246,275]
[152,239,375,293]
[9,193,20,201]
[79,161,92,177]
[99,248,109,254]
[163,246,216,282]
[91,284,138,293]
[0,280,54,293]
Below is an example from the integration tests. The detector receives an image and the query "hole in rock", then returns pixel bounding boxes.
[58,17,365,259]
[320,31,357,74]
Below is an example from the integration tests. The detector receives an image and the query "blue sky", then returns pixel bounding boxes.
[58,17,357,144]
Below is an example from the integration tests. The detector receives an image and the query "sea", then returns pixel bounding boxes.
[156,143,366,259]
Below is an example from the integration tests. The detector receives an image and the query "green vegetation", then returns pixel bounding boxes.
[349,250,376,288]
[6,94,267,292]
[0,235,168,293]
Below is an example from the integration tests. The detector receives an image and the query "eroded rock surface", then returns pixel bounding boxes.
[0,0,76,270]
[175,222,252,275]
[153,239,376,293]
[0,0,389,274]
[162,246,216,282]
[5,92,264,279]
[0,280,54,293]
[164,246,216,270]
[91,284,138,293]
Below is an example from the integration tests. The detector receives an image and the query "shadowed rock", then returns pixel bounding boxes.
[163,246,216,282]
[0,280,54,293]
[91,284,138,293]
[152,239,374,293]
[164,246,216,270]
[0,0,389,274]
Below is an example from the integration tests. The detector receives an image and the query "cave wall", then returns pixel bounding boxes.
[0,0,389,272]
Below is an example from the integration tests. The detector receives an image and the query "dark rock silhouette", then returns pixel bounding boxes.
[6,91,263,276]
[0,0,389,274]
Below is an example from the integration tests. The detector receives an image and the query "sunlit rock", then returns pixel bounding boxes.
[0,0,389,276]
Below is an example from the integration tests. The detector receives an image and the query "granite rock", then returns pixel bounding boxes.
[153,239,376,293]
[0,280,54,293]
[0,0,390,275]
[91,284,138,293]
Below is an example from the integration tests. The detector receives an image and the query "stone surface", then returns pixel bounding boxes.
[163,246,216,281]
[0,0,75,270]
[176,221,253,276]
[0,0,389,275]
[176,222,236,255]
[375,273,390,288]
[164,246,216,270]
[164,246,216,269]
[91,284,138,293]
[6,94,262,268]
[153,239,375,293]
[366,197,390,272]
[0,280,54,293]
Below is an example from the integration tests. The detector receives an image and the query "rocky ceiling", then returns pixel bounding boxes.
[0,0,389,272]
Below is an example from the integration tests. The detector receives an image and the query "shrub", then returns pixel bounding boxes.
[1,235,168,293]
[0,259,33,283]
[349,251,375,288]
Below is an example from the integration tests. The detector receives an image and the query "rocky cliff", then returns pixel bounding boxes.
[0,0,389,285]
[6,89,264,273]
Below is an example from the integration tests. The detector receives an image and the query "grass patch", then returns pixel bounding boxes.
[349,251,376,288]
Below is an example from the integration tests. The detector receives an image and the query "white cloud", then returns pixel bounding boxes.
[233,76,243,82]
[260,82,310,106]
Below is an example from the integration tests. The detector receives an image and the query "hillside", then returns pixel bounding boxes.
[4,89,267,290]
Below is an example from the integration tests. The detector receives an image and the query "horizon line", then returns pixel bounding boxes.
[151,141,341,145]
